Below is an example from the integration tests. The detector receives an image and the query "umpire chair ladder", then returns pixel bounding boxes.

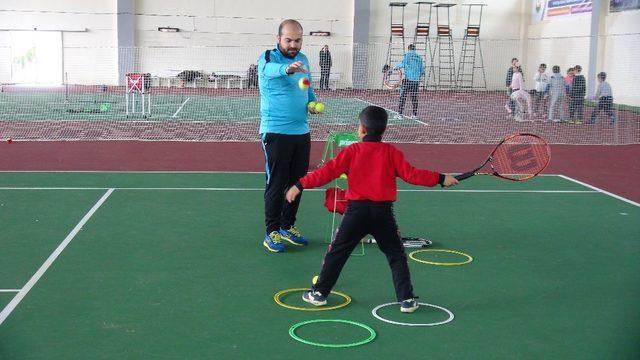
[413,2,437,90]
[456,3,487,90]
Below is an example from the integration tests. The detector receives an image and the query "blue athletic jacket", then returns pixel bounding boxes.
[394,50,424,81]
[258,46,317,135]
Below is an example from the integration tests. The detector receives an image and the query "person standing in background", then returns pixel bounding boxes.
[533,63,549,117]
[569,65,586,124]
[548,65,567,122]
[319,45,332,90]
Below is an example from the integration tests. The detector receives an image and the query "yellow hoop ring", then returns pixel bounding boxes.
[409,249,473,266]
[274,288,351,311]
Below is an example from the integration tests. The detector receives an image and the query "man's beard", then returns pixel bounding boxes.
[283,47,299,58]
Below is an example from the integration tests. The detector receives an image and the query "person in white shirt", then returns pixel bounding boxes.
[547,65,567,122]
[533,63,549,117]
[510,66,533,122]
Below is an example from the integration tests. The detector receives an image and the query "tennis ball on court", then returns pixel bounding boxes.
[314,102,325,113]
[299,77,310,90]
[307,101,317,111]
[312,275,318,285]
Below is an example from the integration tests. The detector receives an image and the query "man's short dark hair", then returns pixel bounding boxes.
[408,44,416,50]
[598,72,607,80]
[278,19,303,36]
[359,106,388,137]
[552,65,560,73]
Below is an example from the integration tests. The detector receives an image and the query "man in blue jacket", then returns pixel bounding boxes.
[394,44,424,119]
[258,19,319,253]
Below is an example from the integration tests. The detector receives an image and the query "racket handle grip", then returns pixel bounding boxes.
[454,172,476,181]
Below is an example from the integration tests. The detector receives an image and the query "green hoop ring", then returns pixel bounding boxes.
[289,319,376,348]
[409,249,473,266]
[274,288,351,311]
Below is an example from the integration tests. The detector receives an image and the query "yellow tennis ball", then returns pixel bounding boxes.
[314,102,325,113]
[299,77,310,90]
[339,174,347,179]
[307,101,317,111]
[312,275,318,285]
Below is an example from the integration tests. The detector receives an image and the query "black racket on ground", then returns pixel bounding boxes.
[455,133,551,182]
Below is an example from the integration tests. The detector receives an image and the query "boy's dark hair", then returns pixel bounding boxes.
[540,63,547,68]
[511,57,518,62]
[552,65,560,73]
[598,72,606,80]
[359,106,388,137]
[568,67,574,73]
[408,44,416,50]
[574,65,582,72]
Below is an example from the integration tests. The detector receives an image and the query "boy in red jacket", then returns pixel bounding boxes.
[285,105,458,313]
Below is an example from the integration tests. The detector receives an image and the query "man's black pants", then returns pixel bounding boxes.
[314,201,415,302]
[261,132,311,234]
[399,80,420,116]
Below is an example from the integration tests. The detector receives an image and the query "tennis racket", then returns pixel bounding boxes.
[383,67,403,90]
[455,133,550,182]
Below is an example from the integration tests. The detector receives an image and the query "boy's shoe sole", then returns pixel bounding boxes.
[263,240,284,253]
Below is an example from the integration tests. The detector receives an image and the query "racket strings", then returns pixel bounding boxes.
[490,134,550,180]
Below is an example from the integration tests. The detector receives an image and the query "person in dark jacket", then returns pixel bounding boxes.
[319,45,332,90]
[569,65,586,123]
[286,105,458,313]
[505,57,519,115]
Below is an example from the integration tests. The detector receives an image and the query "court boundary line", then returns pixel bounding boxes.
[172,97,191,118]
[354,97,429,126]
[0,188,114,326]
[0,290,20,293]
[558,175,640,208]
[0,187,598,193]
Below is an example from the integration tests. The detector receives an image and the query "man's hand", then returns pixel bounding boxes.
[442,175,459,188]
[286,61,307,74]
[286,185,301,203]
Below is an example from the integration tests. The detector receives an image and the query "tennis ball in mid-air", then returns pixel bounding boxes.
[299,77,310,90]
[312,275,318,285]
[307,101,317,111]
[314,102,325,113]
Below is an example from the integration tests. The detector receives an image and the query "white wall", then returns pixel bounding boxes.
[0,0,117,84]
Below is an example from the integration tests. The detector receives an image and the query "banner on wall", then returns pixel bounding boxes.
[610,0,640,12]
[532,0,592,21]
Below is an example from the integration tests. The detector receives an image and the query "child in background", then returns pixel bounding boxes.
[510,66,533,122]
[533,63,549,117]
[547,65,567,122]
[286,105,458,313]
[588,72,617,124]
[569,65,586,124]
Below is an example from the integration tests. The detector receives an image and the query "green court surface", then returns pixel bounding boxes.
[0,172,638,359]
[0,93,412,125]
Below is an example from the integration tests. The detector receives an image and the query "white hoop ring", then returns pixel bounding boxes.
[371,302,454,327]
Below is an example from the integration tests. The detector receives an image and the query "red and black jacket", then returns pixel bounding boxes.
[297,135,444,202]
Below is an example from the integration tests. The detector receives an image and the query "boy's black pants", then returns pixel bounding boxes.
[262,132,311,234]
[314,201,415,302]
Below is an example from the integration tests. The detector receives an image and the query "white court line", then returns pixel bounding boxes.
[0,187,597,193]
[0,189,114,326]
[172,97,191,118]
[558,175,640,208]
[0,290,20,293]
[354,97,429,126]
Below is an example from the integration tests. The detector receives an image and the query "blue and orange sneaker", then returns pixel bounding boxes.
[263,231,285,253]
[279,226,307,246]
